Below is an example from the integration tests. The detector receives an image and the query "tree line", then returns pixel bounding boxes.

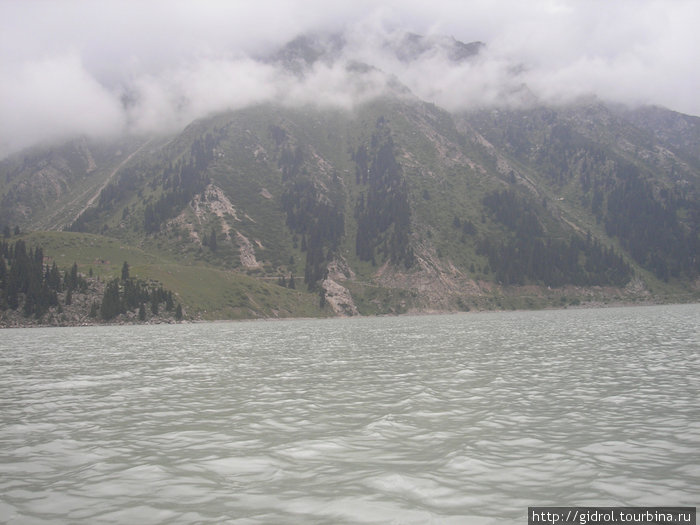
[98,262,183,321]
[353,117,414,268]
[277,138,345,289]
[477,108,698,283]
[479,189,632,287]
[0,239,86,318]
[1,240,183,323]
[600,165,698,281]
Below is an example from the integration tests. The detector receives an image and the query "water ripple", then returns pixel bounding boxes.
[1,304,698,524]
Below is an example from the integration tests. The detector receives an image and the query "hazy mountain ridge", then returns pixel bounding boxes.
[0,136,152,231]
[266,30,484,73]
[1,33,698,320]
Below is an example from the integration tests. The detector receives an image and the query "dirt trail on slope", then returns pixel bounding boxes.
[67,139,153,227]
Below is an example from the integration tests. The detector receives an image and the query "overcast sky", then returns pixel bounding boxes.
[1,0,699,157]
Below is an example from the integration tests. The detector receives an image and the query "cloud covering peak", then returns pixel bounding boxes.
[1,0,699,157]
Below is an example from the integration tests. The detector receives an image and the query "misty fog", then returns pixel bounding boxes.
[1,0,698,158]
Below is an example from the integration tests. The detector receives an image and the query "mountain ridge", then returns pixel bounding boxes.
[1,33,698,322]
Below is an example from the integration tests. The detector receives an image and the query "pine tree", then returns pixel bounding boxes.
[165,291,174,312]
[66,262,79,291]
[121,261,130,281]
[6,278,18,310]
[209,227,217,252]
[150,291,159,315]
[100,279,121,320]
[48,262,61,292]
[0,256,6,289]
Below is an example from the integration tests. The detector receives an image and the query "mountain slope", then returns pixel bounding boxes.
[463,101,699,283]
[0,136,153,231]
[1,34,698,320]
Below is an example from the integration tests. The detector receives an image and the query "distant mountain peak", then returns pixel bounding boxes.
[265,32,346,73]
[390,32,484,63]
[266,30,485,75]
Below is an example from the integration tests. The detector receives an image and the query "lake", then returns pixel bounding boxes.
[1,304,698,524]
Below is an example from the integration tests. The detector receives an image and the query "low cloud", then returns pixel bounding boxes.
[1,0,698,157]
[123,58,280,134]
[0,55,125,155]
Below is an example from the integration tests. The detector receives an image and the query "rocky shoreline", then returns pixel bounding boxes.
[3,291,695,329]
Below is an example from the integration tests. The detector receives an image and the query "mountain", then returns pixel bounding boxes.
[265,31,484,72]
[1,34,698,322]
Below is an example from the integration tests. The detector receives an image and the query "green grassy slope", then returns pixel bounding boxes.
[19,231,327,320]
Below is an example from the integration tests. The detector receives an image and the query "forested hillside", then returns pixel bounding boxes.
[1,33,698,323]
[0,237,183,326]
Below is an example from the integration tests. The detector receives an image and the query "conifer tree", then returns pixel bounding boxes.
[165,291,174,312]
[209,227,217,252]
[150,291,159,315]
[100,279,121,320]
[67,262,79,291]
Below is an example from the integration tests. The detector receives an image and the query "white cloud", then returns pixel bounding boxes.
[1,0,699,157]
[282,61,390,110]
[0,54,125,156]
[124,58,280,134]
